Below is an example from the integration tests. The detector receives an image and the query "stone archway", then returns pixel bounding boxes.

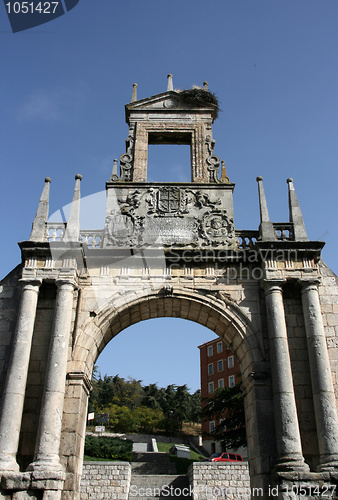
[64,286,274,499]
[2,79,338,500]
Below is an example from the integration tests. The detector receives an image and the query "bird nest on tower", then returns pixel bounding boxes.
[177,87,220,120]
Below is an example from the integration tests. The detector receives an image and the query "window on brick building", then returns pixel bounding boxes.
[218,379,224,388]
[217,360,223,372]
[228,375,235,387]
[228,355,234,368]
[217,341,223,353]
[209,421,215,433]
[208,382,214,394]
[207,345,213,357]
[208,363,213,375]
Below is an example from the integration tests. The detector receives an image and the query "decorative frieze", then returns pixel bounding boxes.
[103,184,235,250]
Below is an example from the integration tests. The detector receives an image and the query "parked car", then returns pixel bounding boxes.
[204,452,243,462]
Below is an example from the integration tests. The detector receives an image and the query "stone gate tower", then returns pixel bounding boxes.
[0,76,338,499]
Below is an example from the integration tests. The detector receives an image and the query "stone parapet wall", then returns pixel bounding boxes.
[188,462,250,500]
[80,462,131,500]
[318,263,338,396]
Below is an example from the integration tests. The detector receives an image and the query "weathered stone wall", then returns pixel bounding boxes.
[80,462,131,500]
[1,258,338,498]
[0,266,22,399]
[318,263,338,398]
[188,462,250,500]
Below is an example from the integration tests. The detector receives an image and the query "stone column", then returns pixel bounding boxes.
[0,279,41,472]
[300,280,338,470]
[29,279,76,472]
[263,280,308,471]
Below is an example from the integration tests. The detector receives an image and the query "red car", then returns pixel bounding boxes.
[206,452,243,462]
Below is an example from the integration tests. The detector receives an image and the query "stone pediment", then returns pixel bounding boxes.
[126,91,217,116]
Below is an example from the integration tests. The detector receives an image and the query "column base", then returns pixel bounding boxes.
[0,471,31,490]
[317,460,338,472]
[27,458,65,476]
[0,470,65,499]
[0,454,20,473]
[273,455,310,473]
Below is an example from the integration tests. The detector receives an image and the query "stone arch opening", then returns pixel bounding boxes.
[66,288,273,496]
[73,288,265,378]
[94,317,216,391]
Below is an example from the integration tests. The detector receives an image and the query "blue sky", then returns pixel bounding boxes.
[1,0,337,391]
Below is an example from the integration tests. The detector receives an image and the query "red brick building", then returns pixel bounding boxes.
[198,338,246,457]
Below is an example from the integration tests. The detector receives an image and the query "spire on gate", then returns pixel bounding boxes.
[64,174,82,243]
[131,83,137,103]
[287,178,308,241]
[256,176,275,241]
[29,177,51,242]
[167,74,174,91]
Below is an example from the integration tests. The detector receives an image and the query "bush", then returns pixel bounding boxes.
[84,435,133,461]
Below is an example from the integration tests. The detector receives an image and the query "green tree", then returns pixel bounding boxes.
[88,371,203,436]
[201,383,246,450]
[133,407,164,433]
[89,374,145,411]
[188,389,202,424]
[141,383,162,410]
[102,403,134,433]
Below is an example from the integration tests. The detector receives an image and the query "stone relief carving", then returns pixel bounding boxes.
[199,210,235,246]
[205,134,221,183]
[193,190,221,209]
[119,127,135,181]
[146,187,223,216]
[105,211,144,247]
[118,190,141,215]
[146,187,193,216]
[104,187,234,249]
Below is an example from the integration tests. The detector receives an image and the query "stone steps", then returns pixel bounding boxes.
[131,461,177,475]
[132,452,171,462]
[128,474,191,500]
[131,452,177,475]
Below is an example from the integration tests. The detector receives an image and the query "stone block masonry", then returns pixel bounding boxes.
[188,462,250,500]
[80,462,131,500]
[81,461,251,500]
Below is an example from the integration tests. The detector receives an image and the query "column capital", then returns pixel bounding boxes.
[55,278,77,291]
[262,279,286,294]
[19,278,42,291]
[298,278,321,293]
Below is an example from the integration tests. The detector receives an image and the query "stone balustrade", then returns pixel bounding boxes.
[80,230,104,248]
[235,230,259,249]
[46,222,66,241]
[273,222,294,241]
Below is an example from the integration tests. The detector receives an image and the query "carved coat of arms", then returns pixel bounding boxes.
[146,187,191,216]
[105,211,143,246]
[200,210,235,247]
[158,187,180,213]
